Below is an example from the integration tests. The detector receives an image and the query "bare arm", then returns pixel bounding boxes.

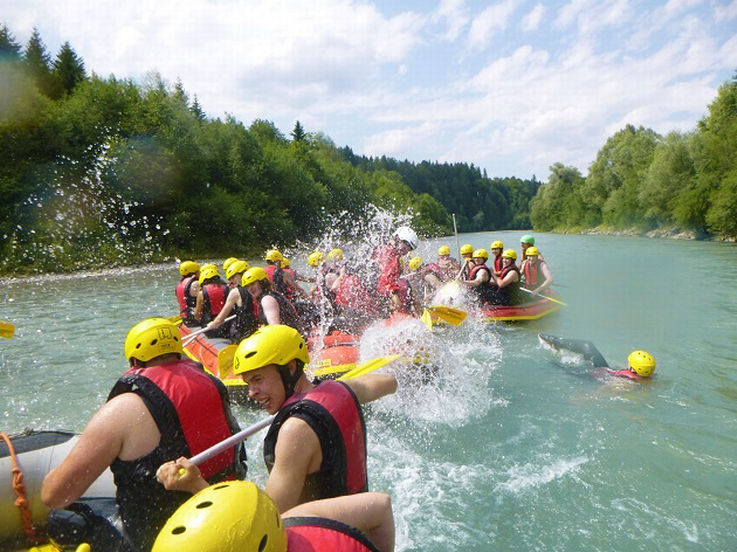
[193,291,204,321]
[536,262,554,293]
[261,295,281,325]
[284,271,311,300]
[207,288,239,329]
[496,270,519,289]
[42,395,137,508]
[265,418,320,512]
[462,268,489,288]
[284,492,395,552]
[342,373,397,404]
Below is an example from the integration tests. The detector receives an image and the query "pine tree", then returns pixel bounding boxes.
[0,24,22,62]
[190,94,206,122]
[291,120,306,142]
[23,28,54,96]
[52,41,86,96]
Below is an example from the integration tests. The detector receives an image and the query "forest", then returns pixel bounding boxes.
[1,23,735,274]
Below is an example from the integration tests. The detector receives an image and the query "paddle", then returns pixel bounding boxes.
[452,213,460,258]
[185,354,400,469]
[217,344,238,378]
[420,308,433,331]
[182,315,235,345]
[423,305,467,325]
[0,321,15,339]
[167,315,182,325]
[520,287,568,306]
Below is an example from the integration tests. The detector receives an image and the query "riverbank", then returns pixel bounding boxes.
[555,225,733,242]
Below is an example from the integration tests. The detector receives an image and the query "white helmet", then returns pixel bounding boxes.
[393,226,418,250]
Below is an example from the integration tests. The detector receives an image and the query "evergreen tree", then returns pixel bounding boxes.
[190,94,206,122]
[23,28,54,96]
[291,120,306,142]
[0,24,21,62]
[52,41,86,96]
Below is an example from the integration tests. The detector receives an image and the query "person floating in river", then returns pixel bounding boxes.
[539,334,656,382]
[152,477,395,552]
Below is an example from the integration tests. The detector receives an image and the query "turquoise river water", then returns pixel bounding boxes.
[1,231,736,551]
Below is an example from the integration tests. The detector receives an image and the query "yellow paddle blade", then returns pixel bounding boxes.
[421,309,434,331]
[314,363,357,377]
[217,344,238,378]
[424,305,467,325]
[339,355,402,379]
[0,321,15,339]
[167,315,183,326]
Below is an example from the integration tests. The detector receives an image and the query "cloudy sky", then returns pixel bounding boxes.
[3,0,737,179]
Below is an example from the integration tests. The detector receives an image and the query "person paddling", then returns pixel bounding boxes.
[458,243,474,279]
[152,476,395,552]
[206,260,261,343]
[520,246,553,295]
[175,261,200,326]
[373,226,419,315]
[41,318,245,551]
[159,325,397,513]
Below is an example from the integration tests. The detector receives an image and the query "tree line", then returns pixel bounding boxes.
[530,73,737,239]
[0,24,540,274]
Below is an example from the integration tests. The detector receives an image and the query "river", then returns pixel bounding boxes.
[1,231,736,551]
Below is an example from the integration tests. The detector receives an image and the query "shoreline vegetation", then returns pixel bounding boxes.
[1,24,735,276]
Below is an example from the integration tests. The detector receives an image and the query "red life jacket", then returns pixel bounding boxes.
[374,244,402,295]
[108,359,243,549]
[285,517,379,552]
[264,264,277,282]
[201,282,228,322]
[335,273,379,316]
[468,263,491,282]
[263,380,368,498]
[524,260,541,288]
[493,255,503,273]
[607,368,647,381]
[175,275,197,323]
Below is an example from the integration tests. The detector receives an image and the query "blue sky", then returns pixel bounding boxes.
[3,0,736,179]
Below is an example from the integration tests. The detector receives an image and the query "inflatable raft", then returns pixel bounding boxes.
[0,430,115,548]
[480,294,562,322]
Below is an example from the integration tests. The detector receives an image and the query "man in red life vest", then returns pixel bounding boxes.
[41,318,244,551]
[520,246,553,295]
[434,245,461,281]
[490,241,504,275]
[374,226,419,314]
[175,260,200,326]
[265,249,311,302]
[159,324,397,514]
[152,478,395,552]
[459,248,495,304]
[458,243,474,280]
[194,264,230,337]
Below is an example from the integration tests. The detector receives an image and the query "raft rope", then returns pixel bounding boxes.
[0,431,41,544]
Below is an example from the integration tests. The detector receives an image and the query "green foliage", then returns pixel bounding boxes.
[51,41,87,97]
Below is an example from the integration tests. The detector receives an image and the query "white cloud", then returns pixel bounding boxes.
[432,0,470,41]
[555,0,632,36]
[714,0,737,21]
[521,4,545,32]
[467,0,520,51]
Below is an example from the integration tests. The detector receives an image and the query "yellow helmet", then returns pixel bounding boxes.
[460,244,474,255]
[124,318,182,365]
[281,257,291,268]
[226,260,250,281]
[502,249,517,260]
[327,248,344,261]
[179,261,200,277]
[627,350,656,377]
[308,251,324,267]
[491,241,504,250]
[473,248,489,260]
[409,256,422,270]
[152,481,286,552]
[525,246,539,256]
[241,267,268,286]
[437,245,451,256]
[233,325,310,376]
[265,249,283,262]
[222,257,239,272]
[198,265,220,285]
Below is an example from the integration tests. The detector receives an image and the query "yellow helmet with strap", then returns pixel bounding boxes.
[124,318,182,365]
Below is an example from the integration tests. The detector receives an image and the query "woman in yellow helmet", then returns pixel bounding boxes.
[539,334,656,382]
[458,244,474,279]
[434,245,461,281]
[489,249,525,305]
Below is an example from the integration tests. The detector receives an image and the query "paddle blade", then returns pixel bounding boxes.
[217,344,238,378]
[167,315,183,326]
[425,306,467,325]
[339,355,401,379]
[420,309,434,331]
[0,321,15,339]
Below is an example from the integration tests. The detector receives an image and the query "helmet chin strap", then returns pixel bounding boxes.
[278,360,305,399]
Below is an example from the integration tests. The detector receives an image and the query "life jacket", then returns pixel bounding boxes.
[498,264,524,305]
[467,263,495,304]
[230,286,259,342]
[285,517,379,552]
[108,359,244,551]
[263,380,368,499]
[260,290,304,335]
[175,275,198,325]
[523,259,544,289]
[424,262,444,280]
[335,273,379,316]
[608,369,647,381]
[201,282,228,324]
[493,255,503,273]
[374,244,402,296]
